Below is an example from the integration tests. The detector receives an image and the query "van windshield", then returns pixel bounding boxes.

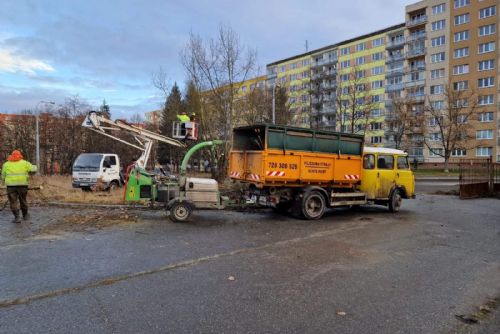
[73,154,103,171]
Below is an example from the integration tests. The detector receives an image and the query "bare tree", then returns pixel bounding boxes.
[386,95,416,150]
[180,24,256,179]
[422,84,481,172]
[152,66,171,98]
[335,66,376,135]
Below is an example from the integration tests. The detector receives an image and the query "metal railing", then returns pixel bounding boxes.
[406,15,427,27]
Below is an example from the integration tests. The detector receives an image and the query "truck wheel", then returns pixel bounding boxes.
[301,191,326,220]
[388,189,402,213]
[108,180,119,191]
[169,202,192,222]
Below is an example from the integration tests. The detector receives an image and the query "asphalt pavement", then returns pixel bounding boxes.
[0,189,499,333]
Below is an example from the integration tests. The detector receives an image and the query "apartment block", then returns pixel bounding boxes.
[267,55,312,126]
[404,0,499,162]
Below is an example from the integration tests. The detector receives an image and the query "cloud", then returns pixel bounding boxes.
[0,48,54,75]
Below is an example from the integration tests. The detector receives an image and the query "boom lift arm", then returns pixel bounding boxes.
[82,111,186,169]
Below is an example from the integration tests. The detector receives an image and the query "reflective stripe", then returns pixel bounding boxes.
[5,173,28,176]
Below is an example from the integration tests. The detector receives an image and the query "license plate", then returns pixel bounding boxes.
[80,183,88,186]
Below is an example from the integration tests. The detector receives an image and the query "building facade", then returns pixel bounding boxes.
[265,0,499,162]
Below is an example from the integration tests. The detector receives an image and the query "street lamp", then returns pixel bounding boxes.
[35,101,55,175]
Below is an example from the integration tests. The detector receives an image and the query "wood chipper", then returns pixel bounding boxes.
[82,111,227,221]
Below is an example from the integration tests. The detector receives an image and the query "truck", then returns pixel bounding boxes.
[72,153,122,191]
[229,124,415,220]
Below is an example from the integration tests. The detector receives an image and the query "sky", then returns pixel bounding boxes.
[0,0,410,119]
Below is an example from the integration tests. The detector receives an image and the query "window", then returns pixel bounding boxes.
[431,52,446,63]
[290,74,297,81]
[341,47,350,55]
[431,100,444,110]
[432,3,446,14]
[453,64,469,75]
[356,42,366,52]
[429,116,442,126]
[377,155,393,170]
[454,30,469,42]
[431,68,445,79]
[372,95,382,103]
[479,24,496,37]
[289,97,296,104]
[371,52,384,61]
[301,95,308,103]
[432,19,446,31]
[371,122,382,130]
[457,114,468,124]
[355,56,365,65]
[478,42,495,54]
[476,130,493,140]
[363,154,375,169]
[478,95,494,106]
[356,84,366,92]
[371,80,384,89]
[341,60,350,68]
[429,148,444,157]
[372,37,384,47]
[340,74,349,81]
[290,63,297,70]
[431,85,444,94]
[429,133,442,141]
[476,147,492,156]
[356,70,365,78]
[478,77,494,88]
[280,65,286,72]
[388,76,403,85]
[302,71,309,78]
[371,137,383,145]
[397,157,409,169]
[431,36,446,47]
[342,87,349,95]
[454,13,470,25]
[371,109,381,117]
[478,112,494,122]
[455,98,468,108]
[454,0,470,8]
[452,149,466,157]
[372,66,384,75]
[453,47,469,58]
[302,59,310,66]
[453,80,469,91]
[479,6,496,19]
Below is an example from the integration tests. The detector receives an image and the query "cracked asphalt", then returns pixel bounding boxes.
[0,186,499,333]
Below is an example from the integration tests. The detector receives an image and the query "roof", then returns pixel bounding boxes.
[363,146,407,155]
[267,23,406,67]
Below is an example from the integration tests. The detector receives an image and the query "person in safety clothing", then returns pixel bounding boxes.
[176,111,191,139]
[1,150,37,223]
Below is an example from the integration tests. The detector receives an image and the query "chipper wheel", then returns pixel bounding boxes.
[169,201,193,222]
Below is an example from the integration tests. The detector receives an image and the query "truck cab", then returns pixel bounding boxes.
[72,153,122,191]
[359,147,415,211]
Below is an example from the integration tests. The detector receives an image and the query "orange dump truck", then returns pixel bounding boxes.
[229,124,415,219]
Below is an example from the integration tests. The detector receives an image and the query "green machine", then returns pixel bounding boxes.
[83,111,227,222]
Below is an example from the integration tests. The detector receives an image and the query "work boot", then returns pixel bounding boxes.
[22,210,30,221]
[12,210,21,224]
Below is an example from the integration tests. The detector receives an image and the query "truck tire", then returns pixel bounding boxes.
[108,180,120,191]
[299,191,326,220]
[169,201,192,222]
[388,189,402,213]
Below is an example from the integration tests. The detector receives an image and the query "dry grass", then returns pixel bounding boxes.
[29,175,124,205]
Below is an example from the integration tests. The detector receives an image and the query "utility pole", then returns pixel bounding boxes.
[35,101,55,175]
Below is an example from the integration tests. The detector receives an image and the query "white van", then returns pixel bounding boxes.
[72,153,122,191]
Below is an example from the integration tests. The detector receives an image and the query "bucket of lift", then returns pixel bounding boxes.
[172,121,199,140]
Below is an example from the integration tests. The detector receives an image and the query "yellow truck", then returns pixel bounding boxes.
[229,124,415,220]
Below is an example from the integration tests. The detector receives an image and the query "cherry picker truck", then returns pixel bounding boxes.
[82,111,227,221]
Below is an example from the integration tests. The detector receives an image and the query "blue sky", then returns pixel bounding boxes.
[0,0,409,119]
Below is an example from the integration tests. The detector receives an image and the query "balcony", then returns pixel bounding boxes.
[386,53,405,63]
[406,32,426,42]
[386,67,405,77]
[311,57,338,68]
[386,39,405,49]
[407,64,425,72]
[321,82,337,90]
[407,94,426,102]
[385,112,398,121]
[386,83,405,92]
[406,48,426,59]
[267,71,277,79]
[406,15,427,27]
[404,79,425,88]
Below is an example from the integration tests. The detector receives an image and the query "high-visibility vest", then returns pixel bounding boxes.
[177,114,190,122]
[1,160,37,186]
